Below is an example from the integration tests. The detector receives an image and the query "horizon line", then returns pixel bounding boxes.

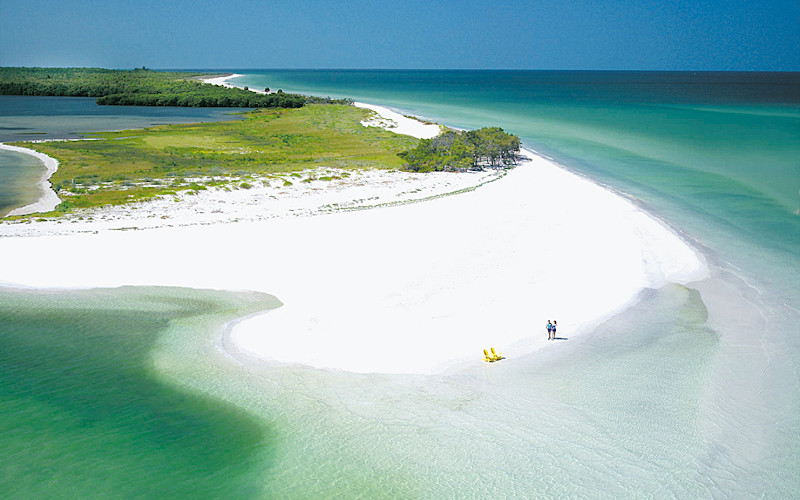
[3,66,799,74]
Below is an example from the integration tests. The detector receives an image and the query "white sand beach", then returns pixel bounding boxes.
[202,74,240,87]
[0,166,502,237]
[204,75,443,139]
[0,102,708,374]
[203,73,268,93]
[355,101,441,139]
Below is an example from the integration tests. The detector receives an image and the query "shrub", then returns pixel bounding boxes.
[55,200,74,212]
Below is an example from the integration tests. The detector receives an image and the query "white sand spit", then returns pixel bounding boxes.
[354,102,441,139]
[0,147,707,374]
[202,74,267,93]
[203,74,439,138]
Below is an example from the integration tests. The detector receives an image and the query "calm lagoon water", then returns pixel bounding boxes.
[0,95,247,215]
[0,148,45,217]
[0,95,248,143]
[1,72,799,497]
[0,287,280,498]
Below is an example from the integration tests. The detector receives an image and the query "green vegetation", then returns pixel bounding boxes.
[3,83,521,219]
[11,104,417,214]
[0,67,350,108]
[398,127,520,172]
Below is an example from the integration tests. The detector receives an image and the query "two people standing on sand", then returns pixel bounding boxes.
[546,320,557,340]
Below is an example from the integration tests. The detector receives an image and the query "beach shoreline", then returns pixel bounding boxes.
[202,73,242,87]
[203,73,268,94]
[354,101,441,139]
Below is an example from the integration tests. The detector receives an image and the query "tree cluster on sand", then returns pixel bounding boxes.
[399,127,521,172]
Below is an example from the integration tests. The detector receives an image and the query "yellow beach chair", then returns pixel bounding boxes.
[483,348,502,362]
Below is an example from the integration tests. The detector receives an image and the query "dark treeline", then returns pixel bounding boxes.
[399,127,521,172]
[0,67,348,108]
[95,89,306,108]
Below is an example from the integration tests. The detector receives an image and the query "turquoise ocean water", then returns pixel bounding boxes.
[1,72,798,497]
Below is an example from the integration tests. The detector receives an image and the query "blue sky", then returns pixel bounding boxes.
[1,0,798,70]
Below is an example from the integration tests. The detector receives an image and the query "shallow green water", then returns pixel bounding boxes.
[207,284,723,498]
[0,287,279,499]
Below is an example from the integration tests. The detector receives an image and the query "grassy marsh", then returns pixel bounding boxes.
[12,105,418,214]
